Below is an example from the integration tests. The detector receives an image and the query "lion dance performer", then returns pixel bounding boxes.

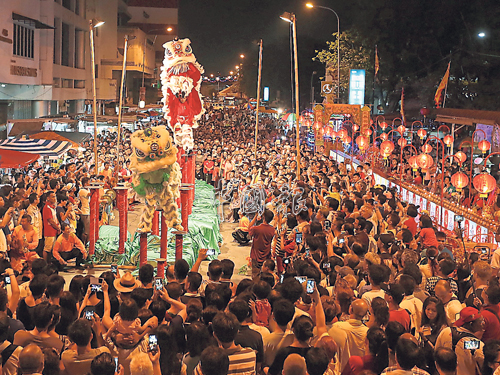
[130,126,183,232]
[160,38,204,151]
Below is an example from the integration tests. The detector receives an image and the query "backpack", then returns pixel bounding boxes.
[0,343,18,366]
[450,327,478,352]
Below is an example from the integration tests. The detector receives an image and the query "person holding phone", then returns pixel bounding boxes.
[62,317,110,374]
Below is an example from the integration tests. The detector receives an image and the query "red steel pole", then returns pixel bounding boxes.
[175,232,183,260]
[139,232,148,266]
[152,211,159,236]
[158,212,168,277]
[89,186,99,256]
[115,186,128,254]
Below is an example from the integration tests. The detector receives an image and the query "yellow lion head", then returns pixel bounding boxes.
[130,126,178,174]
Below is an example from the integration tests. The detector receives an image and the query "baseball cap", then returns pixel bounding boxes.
[454,307,483,327]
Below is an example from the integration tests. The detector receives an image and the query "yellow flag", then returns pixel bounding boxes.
[375,47,379,76]
[434,62,450,108]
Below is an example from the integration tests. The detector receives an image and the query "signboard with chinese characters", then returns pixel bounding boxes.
[349,69,365,105]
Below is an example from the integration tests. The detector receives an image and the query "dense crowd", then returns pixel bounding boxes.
[0,105,498,375]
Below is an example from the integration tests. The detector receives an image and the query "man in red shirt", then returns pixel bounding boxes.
[43,191,60,263]
[383,283,412,333]
[248,209,275,279]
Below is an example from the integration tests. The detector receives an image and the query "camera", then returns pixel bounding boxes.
[295,276,306,284]
[338,238,345,244]
[323,263,330,269]
[455,215,464,222]
[464,339,480,350]
[111,264,117,275]
[296,233,303,244]
[306,279,315,294]
[3,275,10,285]
[85,308,94,320]
[206,249,216,256]
[324,220,331,231]
[283,258,291,265]
[148,334,158,352]
[155,278,163,291]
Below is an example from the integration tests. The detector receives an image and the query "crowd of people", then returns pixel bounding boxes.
[0,104,498,375]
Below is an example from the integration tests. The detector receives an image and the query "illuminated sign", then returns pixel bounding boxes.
[321,81,334,96]
[349,69,365,105]
[263,87,269,102]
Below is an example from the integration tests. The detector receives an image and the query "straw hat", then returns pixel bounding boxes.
[113,272,140,293]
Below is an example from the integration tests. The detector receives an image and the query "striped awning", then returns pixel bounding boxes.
[0,138,72,157]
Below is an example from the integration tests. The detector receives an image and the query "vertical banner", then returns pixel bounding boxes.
[349,69,366,105]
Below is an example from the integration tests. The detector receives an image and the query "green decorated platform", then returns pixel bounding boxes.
[92,180,222,268]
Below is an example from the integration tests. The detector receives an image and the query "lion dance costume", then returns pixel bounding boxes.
[130,126,183,232]
[160,38,204,151]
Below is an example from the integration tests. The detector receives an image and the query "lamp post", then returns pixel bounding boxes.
[306,3,340,101]
[116,35,136,173]
[89,18,105,174]
[281,11,301,178]
[310,71,317,111]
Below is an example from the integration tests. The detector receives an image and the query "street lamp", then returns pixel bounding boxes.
[89,18,105,174]
[478,32,486,38]
[306,3,340,101]
[281,11,301,178]
[240,54,245,59]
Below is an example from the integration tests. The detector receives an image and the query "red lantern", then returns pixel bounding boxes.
[356,135,369,151]
[313,121,322,130]
[416,153,434,171]
[380,133,388,141]
[417,129,427,139]
[443,135,454,147]
[478,140,491,154]
[420,107,430,117]
[455,151,467,164]
[353,124,359,132]
[422,144,433,154]
[473,173,496,198]
[331,130,337,139]
[318,127,325,137]
[380,140,395,159]
[408,155,419,171]
[363,128,373,136]
[338,128,348,140]
[398,138,407,147]
[343,136,352,144]
[324,126,332,137]
[304,119,312,128]
[397,125,406,135]
[380,121,388,130]
[451,172,469,192]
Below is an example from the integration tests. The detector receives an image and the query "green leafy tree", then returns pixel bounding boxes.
[313,30,373,102]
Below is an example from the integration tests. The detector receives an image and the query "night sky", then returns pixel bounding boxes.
[178,0,341,76]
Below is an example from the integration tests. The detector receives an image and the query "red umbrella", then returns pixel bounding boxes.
[0,150,40,168]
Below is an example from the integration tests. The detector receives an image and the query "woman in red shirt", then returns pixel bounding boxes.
[417,215,439,249]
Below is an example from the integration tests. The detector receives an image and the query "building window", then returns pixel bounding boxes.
[61,22,70,66]
[62,79,73,88]
[13,23,34,59]
[62,0,72,11]
[53,77,61,88]
[74,80,85,88]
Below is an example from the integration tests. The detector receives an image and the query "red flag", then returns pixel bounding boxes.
[434,62,451,108]
[400,87,406,125]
